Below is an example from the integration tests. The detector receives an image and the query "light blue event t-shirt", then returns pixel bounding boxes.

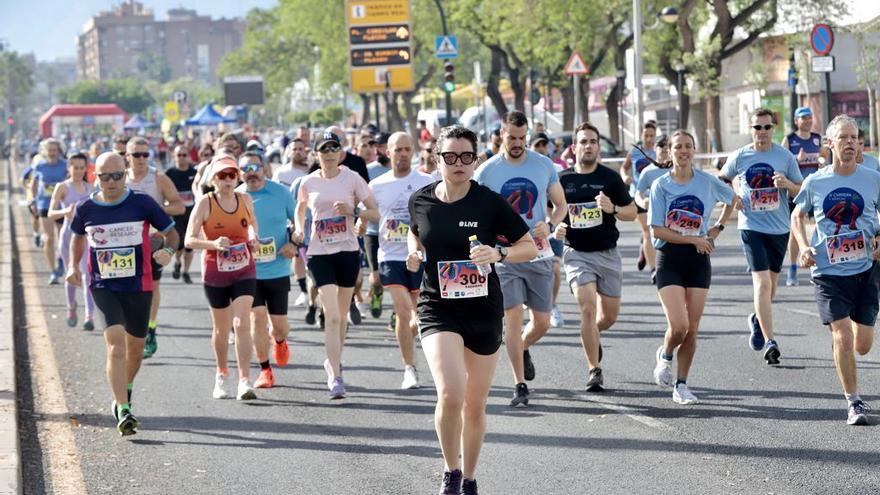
[630,146,656,196]
[366,162,392,235]
[859,153,880,172]
[474,149,559,232]
[237,180,296,280]
[793,165,880,277]
[636,164,670,198]
[720,143,803,234]
[649,169,736,249]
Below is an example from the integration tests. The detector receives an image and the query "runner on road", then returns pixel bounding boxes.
[720,108,802,366]
[363,133,393,321]
[857,129,880,171]
[650,130,737,405]
[530,132,566,328]
[292,132,379,399]
[31,138,67,284]
[407,125,536,495]
[635,134,672,284]
[165,145,198,283]
[553,122,636,392]
[66,152,178,435]
[185,156,259,401]
[48,152,95,330]
[125,137,185,359]
[236,152,296,389]
[792,115,880,426]
[370,132,434,389]
[475,110,566,407]
[620,121,658,275]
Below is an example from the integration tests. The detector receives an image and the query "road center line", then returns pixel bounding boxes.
[581,395,671,430]
[780,307,821,318]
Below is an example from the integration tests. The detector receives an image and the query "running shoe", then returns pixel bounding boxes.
[172,261,181,279]
[116,408,139,436]
[763,340,781,365]
[305,304,317,326]
[523,349,535,381]
[273,339,290,367]
[349,300,362,325]
[549,305,565,328]
[48,272,60,285]
[142,329,157,359]
[66,308,77,328]
[461,479,478,495]
[401,365,420,389]
[182,273,193,284]
[785,265,798,286]
[212,372,229,399]
[228,330,235,345]
[439,469,463,495]
[111,400,118,422]
[650,269,657,286]
[370,291,383,318]
[653,346,673,388]
[586,367,604,392]
[82,319,94,331]
[747,313,765,351]
[388,312,397,332]
[254,368,275,389]
[847,400,870,426]
[510,382,529,408]
[33,232,41,248]
[672,383,699,405]
[236,379,257,400]
[319,311,325,329]
[329,377,346,399]
[294,292,307,307]
[637,247,646,271]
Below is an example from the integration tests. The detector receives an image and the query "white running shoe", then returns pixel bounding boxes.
[672,383,699,405]
[549,305,565,328]
[401,365,420,389]
[228,331,235,345]
[653,345,674,388]
[294,292,307,307]
[237,379,257,401]
[212,373,229,399]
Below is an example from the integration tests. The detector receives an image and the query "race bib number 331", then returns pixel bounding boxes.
[217,242,251,272]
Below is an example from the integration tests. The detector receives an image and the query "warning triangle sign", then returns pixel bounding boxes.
[564,51,589,76]
[438,38,455,54]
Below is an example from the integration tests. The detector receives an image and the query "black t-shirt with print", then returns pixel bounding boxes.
[409,180,529,310]
[559,165,633,252]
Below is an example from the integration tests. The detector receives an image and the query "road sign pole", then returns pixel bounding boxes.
[825,72,833,127]
[573,74,581,126]
[433,0,453,126]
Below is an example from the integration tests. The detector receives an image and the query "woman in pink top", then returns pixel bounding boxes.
[293,132,378,399]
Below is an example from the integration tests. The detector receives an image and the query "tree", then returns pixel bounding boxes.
[57,79,154,115]
[0,49,35,120]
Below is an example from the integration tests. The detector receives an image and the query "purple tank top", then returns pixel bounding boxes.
[60,180,94,230]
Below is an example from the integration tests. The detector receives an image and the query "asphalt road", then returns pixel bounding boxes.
[13,196,880,495]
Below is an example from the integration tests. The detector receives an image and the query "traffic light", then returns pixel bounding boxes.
[443,62,455,93]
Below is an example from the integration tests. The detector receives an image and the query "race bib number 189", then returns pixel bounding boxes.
[254,237,276,263]
[825,230,868,265]
[438,260,488,299]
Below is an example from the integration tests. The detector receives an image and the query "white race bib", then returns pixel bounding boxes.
[315,216,348,245]
[665,209,702,236]
[384,218,409,243]
[254,237,276,263]
[437,260,488,299]
[569,202,602,229]
[825,230,868,265]
[96,247,136,279]
[532,236,555,262]
[749,187,780,212]
[217,242,251,272]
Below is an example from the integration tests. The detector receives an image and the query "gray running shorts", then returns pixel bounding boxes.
[563,246,623,298]
[497,258,554,312]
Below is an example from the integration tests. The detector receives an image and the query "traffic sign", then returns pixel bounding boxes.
[346,0,414,93]
[172,91,187,104]
[564,51,589,76]
[164,101,180,122]
[434,35,458,59]
[811,24,834,56]
[811,55,835,73]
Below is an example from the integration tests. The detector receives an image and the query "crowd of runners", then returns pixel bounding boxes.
[15,105,880,495]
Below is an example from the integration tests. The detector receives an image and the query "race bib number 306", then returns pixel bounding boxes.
[315,216,348,245]
[825,230,868,265]
[750,187,780,212]
[665,209,702,236]
[569,202,602,229]
[438,260,488,299]
[96,247,136,279]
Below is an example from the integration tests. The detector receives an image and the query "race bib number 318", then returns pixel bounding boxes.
[825,230,868,265]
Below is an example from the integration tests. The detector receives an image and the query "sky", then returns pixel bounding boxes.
[0,0,277,61]
[0,0,878,62]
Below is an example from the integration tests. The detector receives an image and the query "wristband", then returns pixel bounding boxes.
[162,247,175,255]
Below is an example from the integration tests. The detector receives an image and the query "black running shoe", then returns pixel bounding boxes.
[510,382,530,407]
[348,300,362,325]
[523,349,535,381]
[439,469,462,495]
[172,262,181,279]
[182,273,193,284]
[462,478,478,495]
[305,305,317,326]
[586,367,604,392]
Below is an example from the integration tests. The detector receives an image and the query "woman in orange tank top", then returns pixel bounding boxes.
[185,157,260,401]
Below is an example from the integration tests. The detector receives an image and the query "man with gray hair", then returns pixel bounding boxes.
[791,114,880,426]
[31,137,68,284]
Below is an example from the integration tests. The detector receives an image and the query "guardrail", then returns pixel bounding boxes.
[0,157,21,495]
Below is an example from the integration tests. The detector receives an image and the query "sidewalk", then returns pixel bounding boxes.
[0,158,21,495]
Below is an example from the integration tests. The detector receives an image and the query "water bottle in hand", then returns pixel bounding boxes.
[468,235,493,276]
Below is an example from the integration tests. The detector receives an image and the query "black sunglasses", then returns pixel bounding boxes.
[176,153,189,157]
[97,171,126,182]
[439,152,477,166]
[751,124,774,131]
[319,145,341,153]
[129,152,150,159]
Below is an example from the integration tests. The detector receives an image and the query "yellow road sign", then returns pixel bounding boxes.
[164,101,180,122]
[347,0,409,26]
[351,66,414,93]
[346,0,412,94]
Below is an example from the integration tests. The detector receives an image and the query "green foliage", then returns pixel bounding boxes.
[286,110,312,124]
[0,50,34,114]
[57,78,155,115]
[143,77,222,110]
[310,104,344,126]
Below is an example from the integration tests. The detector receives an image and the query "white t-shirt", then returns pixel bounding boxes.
[370,169,435,262]
[272,164,307,187]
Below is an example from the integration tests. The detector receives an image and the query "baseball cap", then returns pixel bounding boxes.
[375,132,392,145]
[315,132,341,151]
[245,139,264,153]
[794,107,813,118]
[529,132,550,146]
[207,156,239,181]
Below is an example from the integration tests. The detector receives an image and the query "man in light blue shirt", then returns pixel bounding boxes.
[792,114,880,426]
[474,110,567,407]
[720,108,802,366]
[857,129,880,172]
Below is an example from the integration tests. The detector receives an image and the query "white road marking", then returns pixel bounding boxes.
[582,394,671,430]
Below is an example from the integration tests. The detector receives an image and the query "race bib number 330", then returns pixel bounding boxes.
[438,260,488,299]
[315,216,348,245]
[825,230,868,265]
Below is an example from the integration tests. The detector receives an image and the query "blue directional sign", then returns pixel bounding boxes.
[434,35,458,59]
[810,24,834,56]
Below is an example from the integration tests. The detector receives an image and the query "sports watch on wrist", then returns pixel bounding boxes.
[496,246,508,262]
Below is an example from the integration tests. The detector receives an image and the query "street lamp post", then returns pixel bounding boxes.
[434,0,453,126]
[616,68,626,145]
[675,61,685,129]
[632,3,679,137]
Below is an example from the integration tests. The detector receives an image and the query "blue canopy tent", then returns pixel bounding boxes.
[185,104,237,126]
[122,114,157,130]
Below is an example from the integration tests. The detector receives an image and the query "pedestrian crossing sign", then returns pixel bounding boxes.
[435,35,458,59]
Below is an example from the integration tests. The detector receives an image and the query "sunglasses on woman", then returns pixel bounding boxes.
[215,170,239,181]
[97,171,126,182]
[439,151,477,166]
[319,145,341,154]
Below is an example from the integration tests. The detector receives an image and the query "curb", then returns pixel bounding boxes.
[0,158,21,495]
